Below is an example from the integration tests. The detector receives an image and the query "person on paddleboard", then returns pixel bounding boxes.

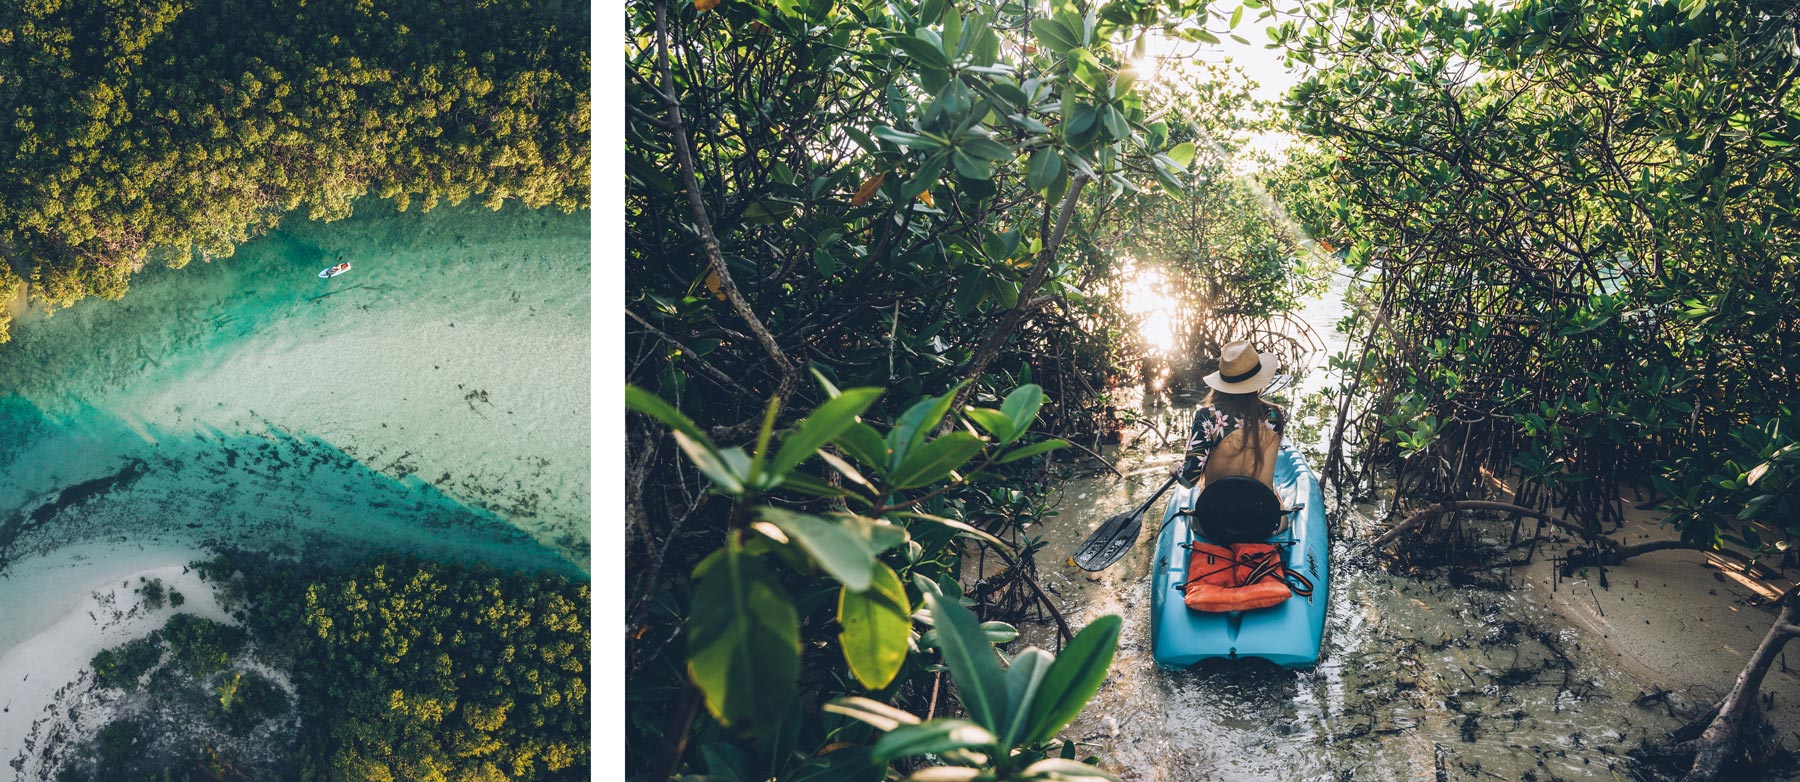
[1174,340,1287,492]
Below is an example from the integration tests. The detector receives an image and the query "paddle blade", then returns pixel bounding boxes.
[1071,509,1144,571]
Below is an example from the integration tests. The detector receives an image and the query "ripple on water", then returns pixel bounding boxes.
[1019,444,1686,782]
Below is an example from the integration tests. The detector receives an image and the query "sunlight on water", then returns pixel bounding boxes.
[1123,262,1180,356]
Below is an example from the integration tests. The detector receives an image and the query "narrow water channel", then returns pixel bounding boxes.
[1022,277,1699,782]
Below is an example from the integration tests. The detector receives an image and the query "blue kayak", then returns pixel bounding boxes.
[1150,444,1329,669]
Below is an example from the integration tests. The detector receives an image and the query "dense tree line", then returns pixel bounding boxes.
[0,0,590,342]
[62,555,590,782]
[624,0,1316,777]
[224,555,591,782]
[1275,0,1800,550]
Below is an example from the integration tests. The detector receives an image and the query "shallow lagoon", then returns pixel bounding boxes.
[0,203,590,652]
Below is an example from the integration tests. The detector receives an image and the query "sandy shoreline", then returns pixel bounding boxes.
[1515,503,1800,734]
[0,558,228,780]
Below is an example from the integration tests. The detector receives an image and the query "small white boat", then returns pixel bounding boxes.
[319,261,352,279]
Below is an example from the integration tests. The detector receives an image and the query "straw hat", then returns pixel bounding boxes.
[1204,340,1279,394]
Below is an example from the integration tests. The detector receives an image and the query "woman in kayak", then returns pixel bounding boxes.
[1174,340,1286,491]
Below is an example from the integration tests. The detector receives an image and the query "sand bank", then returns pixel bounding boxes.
[1514,500,1800,731]
[0,557,228,780]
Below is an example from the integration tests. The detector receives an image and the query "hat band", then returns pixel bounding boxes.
[1220,359,1263,384]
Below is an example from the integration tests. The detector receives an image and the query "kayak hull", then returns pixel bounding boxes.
[1150,444,1329,669]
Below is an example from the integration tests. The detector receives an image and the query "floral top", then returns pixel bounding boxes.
[1177,403,1287,487]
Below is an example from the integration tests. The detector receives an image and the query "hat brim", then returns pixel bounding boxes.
[1203,357,1280,394]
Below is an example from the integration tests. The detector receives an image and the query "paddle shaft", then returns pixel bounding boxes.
[1132,475,1181,521]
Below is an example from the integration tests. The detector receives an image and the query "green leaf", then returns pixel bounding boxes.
[839,563,912,689]
[995,438,1069,464]
[963,407,1017,443]
[784,745,883,782]
[820,450,880,495]
[1030,18,1081,53]
[890,432,987,489]
[891,33,952,70]
[1001,384,1046,435]
[771,388,884,477]
[872,719,998,762]
[688,544,799,735]
[954,275,987,316]
[918,579,1009,732]
[702,742,755,782]
[1026,148,1065,191]
[776,471,853,499]
[757,507,878,590]
[980,621,1019,643]
[898,512,1012,551]
[1100,104,1127,140]
[1002,648,1053,747]
[837,422,893,470]
[1018,758,1121,781]
[889,383,969,464]
[1165,141,1196,168]
[876,126,945,150]
[960,136,1013,162]
[952,148,991,180]
[627,385,714,448]
[675,430,746,494]
[1021,615,1120,745]
[824,695,923,732]
[1065,104,1098,135]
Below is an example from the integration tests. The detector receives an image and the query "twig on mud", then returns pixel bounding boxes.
[1059,439,1124,481]
[1371,500,1584,550]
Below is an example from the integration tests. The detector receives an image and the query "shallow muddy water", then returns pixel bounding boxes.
[1018,276,1720,782]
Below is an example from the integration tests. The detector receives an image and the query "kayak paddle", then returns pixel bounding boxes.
[1071,475,1181,571]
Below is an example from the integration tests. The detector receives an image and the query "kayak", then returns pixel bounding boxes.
[319,261,352,279]
[1150,444,1329,669]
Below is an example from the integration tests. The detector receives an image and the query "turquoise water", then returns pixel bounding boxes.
[0,204,590,584]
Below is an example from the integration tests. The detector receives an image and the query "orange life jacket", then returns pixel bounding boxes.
[1181,542,1307,613]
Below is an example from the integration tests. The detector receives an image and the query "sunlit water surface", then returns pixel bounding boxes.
[1025,274,1694,782]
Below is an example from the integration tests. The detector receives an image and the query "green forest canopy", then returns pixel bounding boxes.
[0,0,591,342]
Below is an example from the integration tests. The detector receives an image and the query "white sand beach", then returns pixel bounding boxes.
[0,555,228,780]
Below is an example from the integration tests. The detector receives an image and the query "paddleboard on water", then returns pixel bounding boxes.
[319,261,352,279]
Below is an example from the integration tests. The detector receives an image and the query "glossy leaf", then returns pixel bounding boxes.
[917,578,1009,733]
[770,387,884,477]
[872,719,998,762]
[1002,648,1053,747]
[995,438,1069,464]
[757,507,877,591]
[687,544,799,735]
[824,695,922,732]
[1020,615,1120,745]
[889,432,987,489]
[838,562,911,689]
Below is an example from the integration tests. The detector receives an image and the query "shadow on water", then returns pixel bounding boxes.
[0,395,583,579]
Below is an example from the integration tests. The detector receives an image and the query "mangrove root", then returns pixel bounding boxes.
[1561,540,1782,581]
[1683,584,1800,781]
[1370,500,1582,550]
